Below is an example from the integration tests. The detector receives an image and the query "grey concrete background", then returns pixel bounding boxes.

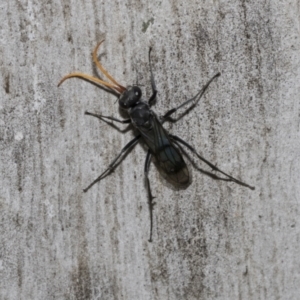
[1,0,299,299]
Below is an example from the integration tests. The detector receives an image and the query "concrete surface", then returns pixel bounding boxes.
[0,0,299,299]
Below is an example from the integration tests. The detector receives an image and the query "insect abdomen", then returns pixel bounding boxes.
[157,144,189,186]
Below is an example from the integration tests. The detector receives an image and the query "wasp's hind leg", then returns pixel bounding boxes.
[170,134,255,190]
[85,111,131,124]
[83,135,141,192]
[144,149,155,242]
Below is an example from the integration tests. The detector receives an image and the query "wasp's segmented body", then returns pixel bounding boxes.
[59,41,254,241]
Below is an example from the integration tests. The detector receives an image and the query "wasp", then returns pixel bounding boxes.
[58,41,255,242]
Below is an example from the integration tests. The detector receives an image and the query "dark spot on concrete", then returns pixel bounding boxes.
[214,51,221,62]
[219,11,225,19]
[142,18,154,33]
[195,23,209,44]
[13,141,25,192]
[71,256,92,300]
[62,3,70,20]
[243,265,248,276]
[5,75,9,93]
[58,99,65,128]
[18,255,22,287]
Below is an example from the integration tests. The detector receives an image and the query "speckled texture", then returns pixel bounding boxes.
[0,0,299,299]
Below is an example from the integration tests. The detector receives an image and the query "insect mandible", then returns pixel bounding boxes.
[58,41,255,242]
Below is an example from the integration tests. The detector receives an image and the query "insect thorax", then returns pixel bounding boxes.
[129,102,153,129]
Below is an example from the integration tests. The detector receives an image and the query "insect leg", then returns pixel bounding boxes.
[85,111,131,124]
[144,149,155,242]
[162,73,220,120]
[148,47,157,106]
[170,134,255,190]
[83,135,141,192]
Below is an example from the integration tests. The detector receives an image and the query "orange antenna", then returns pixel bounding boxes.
[58,72,119,90]
[93,41,126,92]
[58,41,126,94]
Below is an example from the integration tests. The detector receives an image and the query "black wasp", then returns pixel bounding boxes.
[59,41,255,242]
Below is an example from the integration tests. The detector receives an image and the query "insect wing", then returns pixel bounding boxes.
[139,115,189,186]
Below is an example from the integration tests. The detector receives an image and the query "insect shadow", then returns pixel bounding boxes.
[58,41,255,242]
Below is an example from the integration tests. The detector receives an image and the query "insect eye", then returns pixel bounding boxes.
[118,91,129,109]
[133,86,142,99]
